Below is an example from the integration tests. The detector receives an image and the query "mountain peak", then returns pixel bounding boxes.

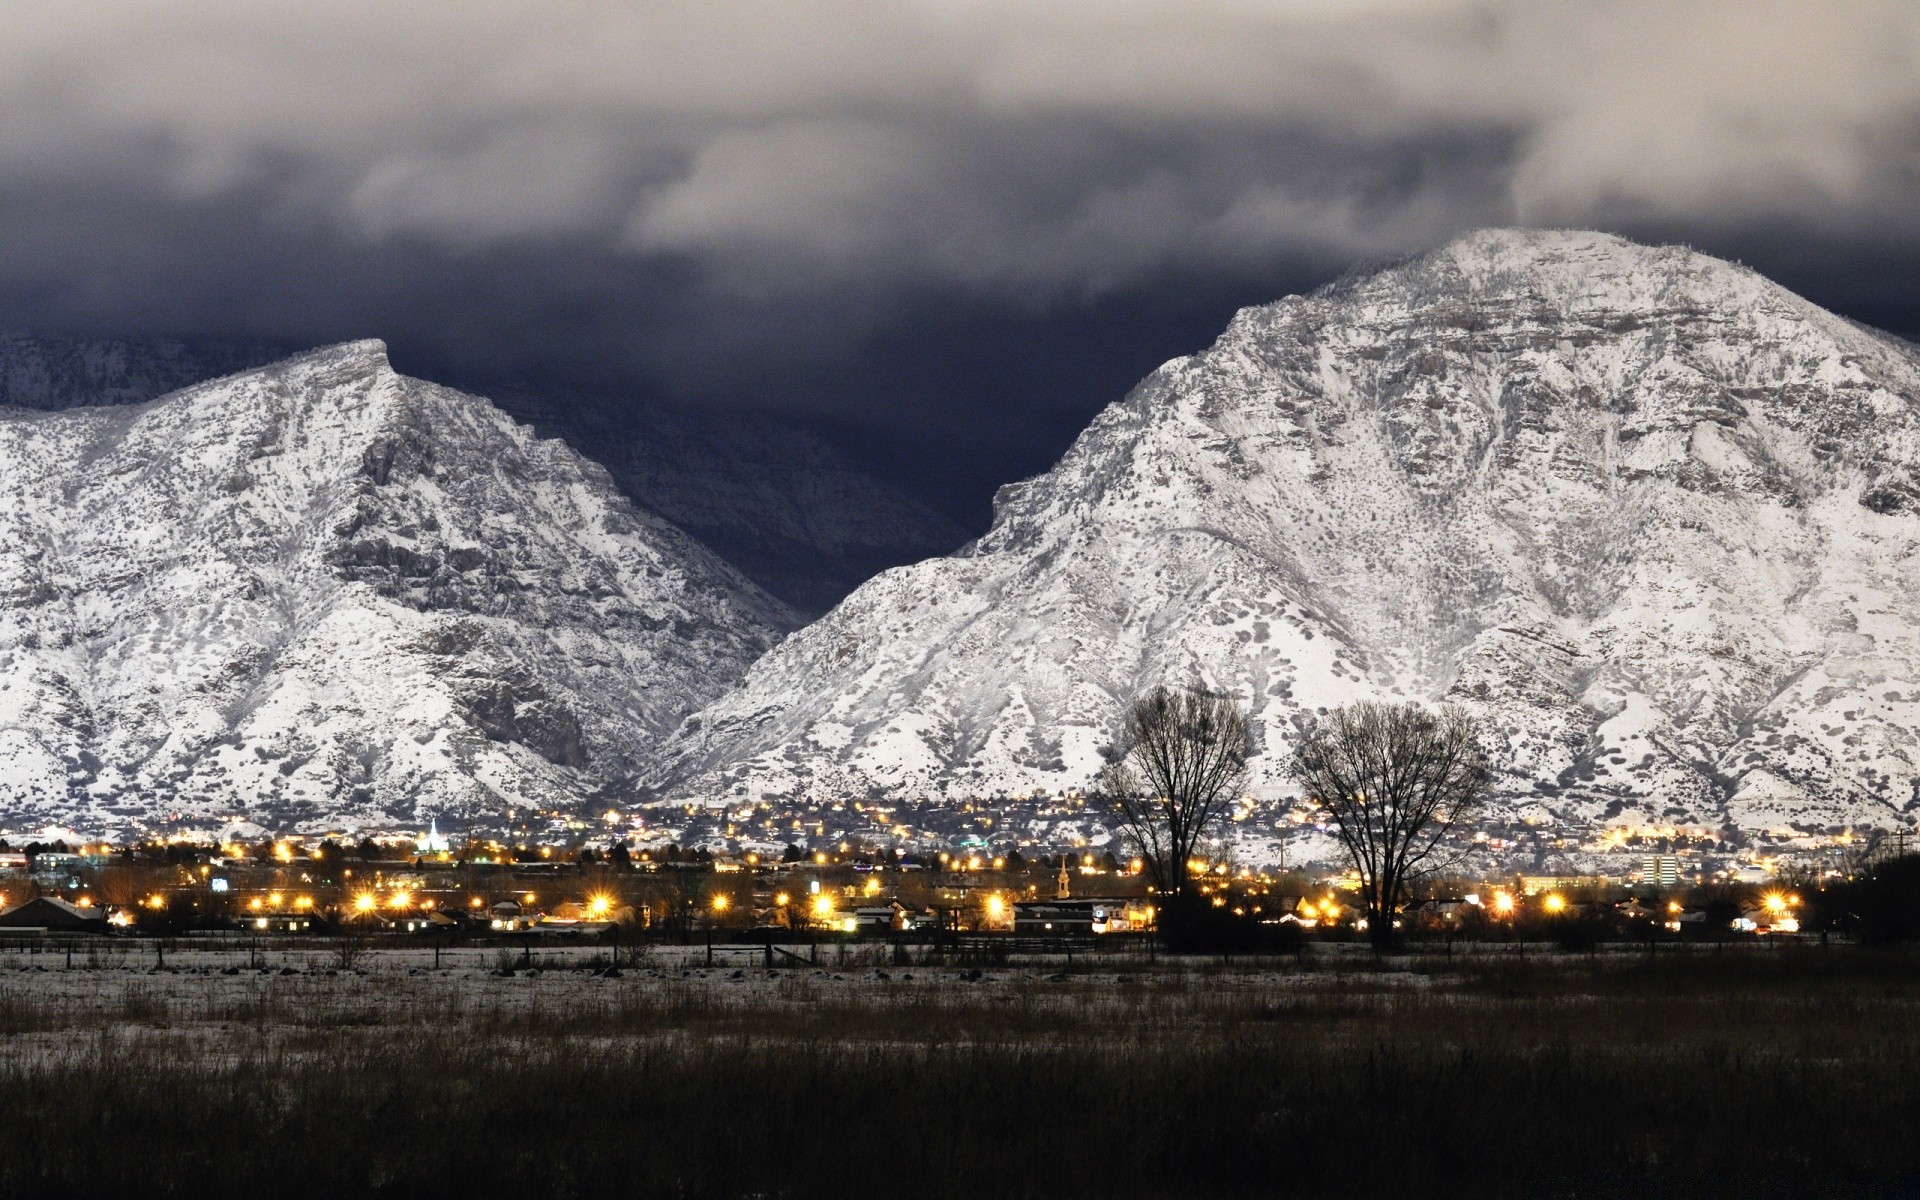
[662,234,1920,850]
[0,348,794,834]
[1307,226,1778,318]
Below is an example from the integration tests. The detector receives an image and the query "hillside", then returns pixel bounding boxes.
[0,342,795,832]
[657,230,1920,840]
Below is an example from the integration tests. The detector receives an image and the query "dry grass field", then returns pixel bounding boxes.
[0,940,1915,1198]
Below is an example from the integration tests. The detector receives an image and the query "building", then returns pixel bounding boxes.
[1010,899,1152,936]
[0,896,109,933]
[417,820,451,856]
[852,903,907,933]
[246,914,317,934]
[1641,855,1681,887]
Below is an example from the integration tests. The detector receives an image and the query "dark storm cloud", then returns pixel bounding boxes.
[4,1,1920,520]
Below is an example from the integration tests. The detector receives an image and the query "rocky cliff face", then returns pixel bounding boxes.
[0,342,795,832]
[658,230,1920,837]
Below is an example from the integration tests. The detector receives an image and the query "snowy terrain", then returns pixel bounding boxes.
[659,230,1920,838]
[0,342,795,833]
[0,332,966,617]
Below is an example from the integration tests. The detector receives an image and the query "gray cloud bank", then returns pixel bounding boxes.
[3,1,1920,514]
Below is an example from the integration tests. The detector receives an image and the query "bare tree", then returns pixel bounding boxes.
[1290,701,1488,949]
[1099,686,1251,909]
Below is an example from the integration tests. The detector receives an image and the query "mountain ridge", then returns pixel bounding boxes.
[0,330,967,615]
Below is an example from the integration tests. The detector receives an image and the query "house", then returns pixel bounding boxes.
[0,896,109,933]
[0,852,27,874]
[852,903,906,933]
[1014,900,1100,936]
[245,914,317,934]
[1090,900,1153,933]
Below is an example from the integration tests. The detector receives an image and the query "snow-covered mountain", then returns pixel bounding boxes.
[0,332,967,615]
[658,230,1920,838]
[0,341,795,833]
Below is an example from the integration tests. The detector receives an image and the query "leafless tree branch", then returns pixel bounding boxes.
[1099,685,1250,906]
[1290,700,1487,949]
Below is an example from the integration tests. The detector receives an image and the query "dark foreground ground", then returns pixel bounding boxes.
[0,941,1915,1199]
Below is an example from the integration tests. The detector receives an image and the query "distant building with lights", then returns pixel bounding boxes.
[418,820,451,856]
[1641,855,1681,887]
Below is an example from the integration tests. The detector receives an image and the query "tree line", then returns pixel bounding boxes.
[1101,685,1486,950]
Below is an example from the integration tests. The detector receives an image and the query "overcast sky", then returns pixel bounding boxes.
[6,1,1920,520]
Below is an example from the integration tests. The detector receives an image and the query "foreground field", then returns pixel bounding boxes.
[0,941,1915,1198]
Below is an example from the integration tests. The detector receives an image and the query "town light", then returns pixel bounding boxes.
[775,892,790,907]
[986,894,1006,920]
[1492,891,1516,916]
[588,894,612,918]
[390,890,411,908]
[1544,893,1567,914]
[710,894,730,913]
[811,893,834,919]
[1763,892,1789,915]
[354,892,377,913]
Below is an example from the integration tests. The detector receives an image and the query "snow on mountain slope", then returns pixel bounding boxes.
[0,341,795,833]
[0,333,967,616]
[659,230,1920,837]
